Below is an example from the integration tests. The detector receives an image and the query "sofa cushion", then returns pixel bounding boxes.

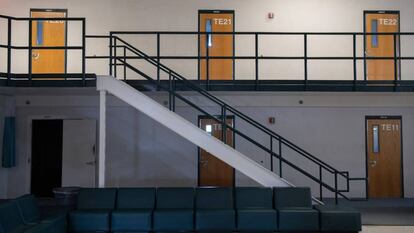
[274,187,312,208]
[76,188,117,210]
[196,187,233,209]
[195,209,235,231]
[69,210,110,232]
[111,209,152,231]
[15,195,41,224]
[315,205,361,232]
[116,188,155,209]
[0,202,25,233]
[153,209,193,231]
[278,208,319,231]
[236,187,273,209]
[156,188,194,209]
[237,209,277,231]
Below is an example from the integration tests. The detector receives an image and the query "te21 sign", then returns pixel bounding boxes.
[378,18,398,26]
[213,18,232,25]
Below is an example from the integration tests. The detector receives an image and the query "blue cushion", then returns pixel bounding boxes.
[153,209,193,231]
[156,188,194,209]
[69,210,110,232]
[76,188,117,210]
[278,208,319,231]
[0,201,25,233]
[237,209,277,231]
[15,195,41,224]
[117,188,155,209]
[196,209,235,231]
[236,187,273,209]
[196,187,233,209]
[111,209,152,231]
[274,187,312,208]
[315,205,361,232]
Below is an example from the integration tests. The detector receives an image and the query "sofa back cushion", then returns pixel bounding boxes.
[117,188,155,209]
[76,188,117,210]
[0,201,24,233]
[156,188,194,209]
[274,187,312,208]
[236,187,273,209]
[15,194,41,224]
[196,187,233,209]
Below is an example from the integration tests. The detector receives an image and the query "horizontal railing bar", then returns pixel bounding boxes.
[0,45,82,50]
[85,35,113,38]
[110,31,414,35]
[0,15,85,21]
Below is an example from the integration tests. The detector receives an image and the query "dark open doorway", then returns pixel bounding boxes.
[31,119,63,197]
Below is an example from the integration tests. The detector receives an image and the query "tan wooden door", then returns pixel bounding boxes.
[199,117,234,187]
[365,12,399,80]
[366,118,402,198]
[31,10,66,75]
[199,11,234,80]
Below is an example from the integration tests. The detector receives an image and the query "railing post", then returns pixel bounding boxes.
[168,71,172,111]
[319,166,323,202]
[304,33,308,90]
[270,136,274,172]
[334,171,338,204]
[114,38,117,78]
[255,33,259,91]
[157,33,160,84]
[393,33,398,91]
[82,18,86,86]
[363,31,367,81]
[221,105,227,144]
[7,18,11,86]
[28,18,33,84]
[353,34,357,91]
[279,139,282,177]
[172,76,176,112]
[109,33,113,76]
[123,46,127,81]
[206,33,210,91]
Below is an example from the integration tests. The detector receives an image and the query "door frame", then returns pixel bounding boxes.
[198,10,235,80]
[364,115,404,198]
[30,8,68,74]
[197,115,236,187]
[363,10,401,81]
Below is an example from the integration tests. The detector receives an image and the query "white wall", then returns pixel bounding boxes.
[1,0,414,80]
[4,88,414,199]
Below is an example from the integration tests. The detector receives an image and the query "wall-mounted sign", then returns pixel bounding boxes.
[378,18,398,26]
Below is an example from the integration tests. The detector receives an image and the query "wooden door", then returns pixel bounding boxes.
[199,10,234,80]
[199,117,234,187]
[366,118,402,198]
[365,11,400,80]
[31,10,66,75]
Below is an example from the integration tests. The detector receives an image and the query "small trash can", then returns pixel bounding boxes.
[53,187,80,207]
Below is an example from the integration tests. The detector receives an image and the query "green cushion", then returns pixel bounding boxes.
[117,188,155,209]
[237,209,277,231]
[15,195,41,224]
[274,187,312,208]
[41,214,66,233]
[76,188,117,210]
[278,208,319,231]
[153,209,193,231]
[196,187,233,209]
[236,187,273,209]
[69,210,110,232]
[21,222,54,233]
[0,202,25,233]
[156,188,194,209]
[195,209,235,231]
[111,209,152,231]
[315,205,361,232]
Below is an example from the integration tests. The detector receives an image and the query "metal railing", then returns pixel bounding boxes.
[109,35,367,203]
[0,15,87,85]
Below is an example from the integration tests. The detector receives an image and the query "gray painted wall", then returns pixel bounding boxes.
[2,88,414,199]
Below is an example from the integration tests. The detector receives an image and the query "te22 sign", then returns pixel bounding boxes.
[378,18,398,26]
[213,18,232,25]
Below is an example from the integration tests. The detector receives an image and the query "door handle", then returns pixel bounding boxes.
[32,52,40,60]
[369,160,377,167]
[200,158,208,167]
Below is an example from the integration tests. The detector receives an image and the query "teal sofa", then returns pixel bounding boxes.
[69,188,116,232]
[153,188,194,232]
[195,187,236,231]
[236,187,277,232]
[315,205,361,232]
[111,188,155,232]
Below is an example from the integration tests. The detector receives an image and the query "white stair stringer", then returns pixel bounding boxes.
[97,76,292,187]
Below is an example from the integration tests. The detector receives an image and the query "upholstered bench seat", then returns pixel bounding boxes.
[237,209,277,231]
[196,209,236,231]
[111,209,152,232]
[315,205,361,232]
[69,210,111,232]
[278,207,319,231]
[153,209,193,231]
